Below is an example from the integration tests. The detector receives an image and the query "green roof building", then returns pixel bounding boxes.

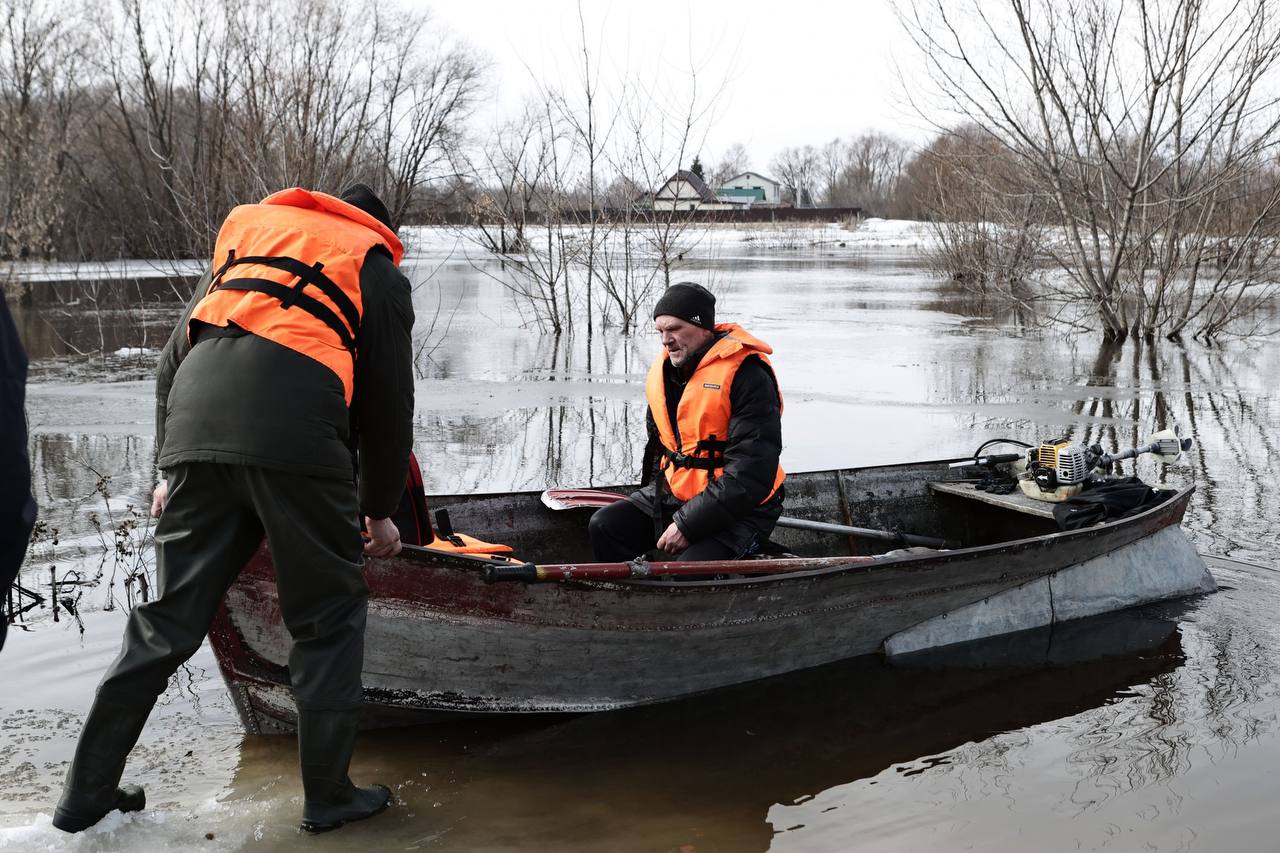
[715,171,783,206]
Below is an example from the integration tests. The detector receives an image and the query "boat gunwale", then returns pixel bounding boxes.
[624,483,1196,590]
[393,468,1196,593]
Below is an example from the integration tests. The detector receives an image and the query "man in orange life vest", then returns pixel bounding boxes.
[53,185,414,834]
[589,283,784,562]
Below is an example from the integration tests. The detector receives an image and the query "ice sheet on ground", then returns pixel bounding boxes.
[3,259,203,282]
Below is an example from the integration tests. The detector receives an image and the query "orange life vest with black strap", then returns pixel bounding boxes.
[189,187,404,405]
[645,323,785,503]
[392,450,514,556]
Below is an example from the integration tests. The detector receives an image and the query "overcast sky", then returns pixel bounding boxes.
[429,0,933,177]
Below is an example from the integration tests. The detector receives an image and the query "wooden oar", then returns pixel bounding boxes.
[398,541,880,583]
[483,555,877,583]
[540,488,955,550]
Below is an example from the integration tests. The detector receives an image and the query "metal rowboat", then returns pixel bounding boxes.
[207,457,1214,733]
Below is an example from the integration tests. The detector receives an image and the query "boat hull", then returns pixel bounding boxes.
[207,461,1213,733]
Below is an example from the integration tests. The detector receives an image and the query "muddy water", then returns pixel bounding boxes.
[2,233,1279,851]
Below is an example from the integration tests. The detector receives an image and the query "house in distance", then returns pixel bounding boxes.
[716,171,784,206]
[647,167,843,217]
[651,169,788,211]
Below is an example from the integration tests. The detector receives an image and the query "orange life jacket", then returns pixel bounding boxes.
[645,323,785,503]
[189,187,404,405]
[424,533,516,557]
[395,451,515,556]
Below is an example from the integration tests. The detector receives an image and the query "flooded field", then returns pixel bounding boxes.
[2,228,1279,851]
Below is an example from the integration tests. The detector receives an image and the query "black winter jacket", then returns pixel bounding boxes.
[1,299,36,651]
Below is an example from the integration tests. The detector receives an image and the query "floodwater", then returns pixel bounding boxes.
[2,228,1279,851]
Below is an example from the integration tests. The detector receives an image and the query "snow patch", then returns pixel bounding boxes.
[398,218,938,262]
[844,217,935,248]
[0,798,273,852]
[2,259,203,283]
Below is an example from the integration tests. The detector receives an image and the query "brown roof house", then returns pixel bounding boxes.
[652,170,753,211]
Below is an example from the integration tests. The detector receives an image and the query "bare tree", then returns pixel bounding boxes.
[465,110,543,256]
[898,0,1280,342]
[817,138,846,206]
[2,0,485,261]
[618,64,718,292]
[709,142,750,186]
[0,0,88,260]
[454,2,726,337]
[461,100,581,335]
[366,9,483,225]
[594,177,663,334]
[769,145,819,206]
[835,131,910,211]
[904,124,1046,310]
[544,0,629,350]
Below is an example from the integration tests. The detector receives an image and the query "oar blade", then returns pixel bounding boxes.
[540,488,628,510]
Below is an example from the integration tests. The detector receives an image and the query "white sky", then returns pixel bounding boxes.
[428,0,934,176]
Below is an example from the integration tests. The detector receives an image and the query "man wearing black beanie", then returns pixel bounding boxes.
[589,283,785,562]
[54,185,413,834]
[651,281,716,333]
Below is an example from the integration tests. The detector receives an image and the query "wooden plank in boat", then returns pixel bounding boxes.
[928,480,1057,520]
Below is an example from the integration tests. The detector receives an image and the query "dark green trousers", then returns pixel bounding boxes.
[96,462,368,712]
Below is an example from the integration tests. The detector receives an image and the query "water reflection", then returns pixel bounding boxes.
[6,243,1280,850]
[8,274,193,361]
[215,608,1187,851]
[765,562,1280,851]
[13,253,1279,572]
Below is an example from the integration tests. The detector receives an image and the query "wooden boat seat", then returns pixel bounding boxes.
[927,480,1057,520]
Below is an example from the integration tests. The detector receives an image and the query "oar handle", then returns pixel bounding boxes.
[482,563,540,583]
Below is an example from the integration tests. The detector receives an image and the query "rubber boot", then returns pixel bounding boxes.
[297,709,391,833]
[52,696,152,833]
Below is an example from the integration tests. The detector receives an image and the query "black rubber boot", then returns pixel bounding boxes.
[297,709,391,833]
[52,696,152,833]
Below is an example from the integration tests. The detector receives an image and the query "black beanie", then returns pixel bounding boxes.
[339,183,395,232]
[653,282,716,330]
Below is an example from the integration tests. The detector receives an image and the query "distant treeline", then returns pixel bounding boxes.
[0,0,1014,267]
[0,0,998,266]
[0,0,482,263]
